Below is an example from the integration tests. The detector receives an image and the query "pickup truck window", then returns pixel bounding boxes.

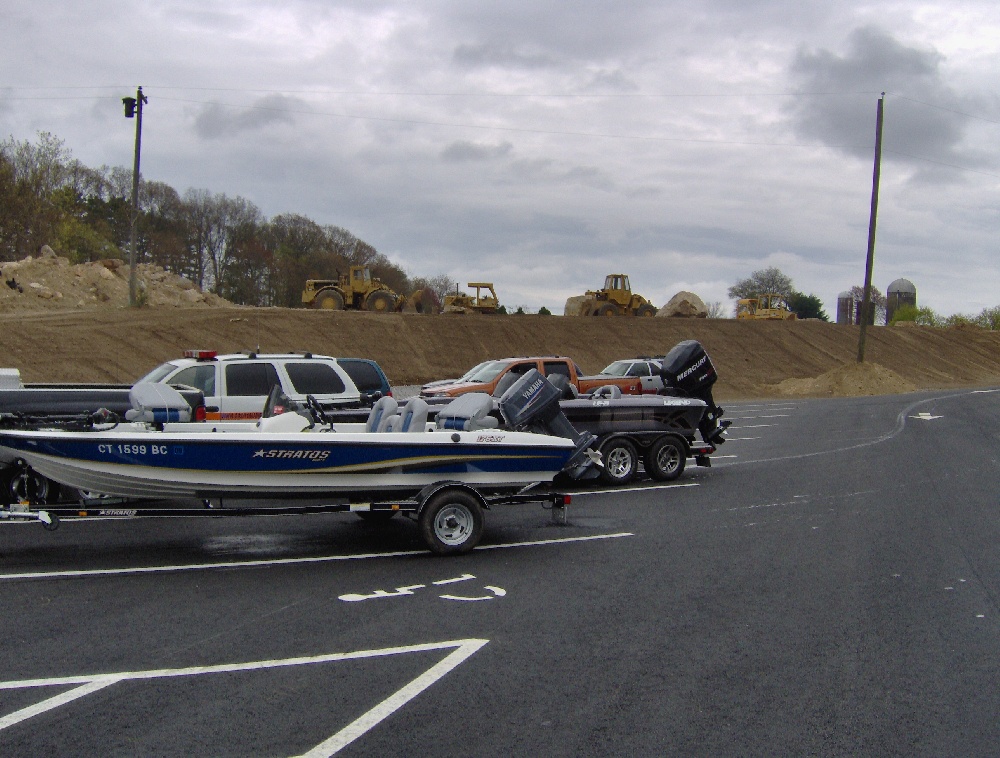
[468,361,509,383]
[285,362,347,395]
[170,365,217,396]
[225,362,281,397]
[543,361,570,378]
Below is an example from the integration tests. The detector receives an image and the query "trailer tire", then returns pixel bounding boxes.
[599,437,637,485]
[3,466,58,505]
[419,489,484,555]
[645,435,687,481]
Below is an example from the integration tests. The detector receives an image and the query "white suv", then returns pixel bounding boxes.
[137,351,362,421]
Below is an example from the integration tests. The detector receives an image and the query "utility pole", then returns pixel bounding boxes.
[857,93,884,363]
[122,86,148,307]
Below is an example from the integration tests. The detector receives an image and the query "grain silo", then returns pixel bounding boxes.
[836,291,855,325]
[886,278,917,323]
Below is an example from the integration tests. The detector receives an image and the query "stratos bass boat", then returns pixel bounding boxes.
[0,370,596,501]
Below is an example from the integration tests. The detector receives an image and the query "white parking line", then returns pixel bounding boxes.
[731,424,776,429]
[0,639,487,757]
[0,532,634,581]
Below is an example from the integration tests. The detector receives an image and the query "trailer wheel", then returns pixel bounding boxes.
[419,490,484,555]
[3,466,58,505]
[645,435,687,481]
[599,437,637,485]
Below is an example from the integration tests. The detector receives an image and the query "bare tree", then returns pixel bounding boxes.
[727,266,795,300]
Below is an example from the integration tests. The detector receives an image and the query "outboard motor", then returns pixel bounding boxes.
[659,340,729,445]
[497,369,598,479]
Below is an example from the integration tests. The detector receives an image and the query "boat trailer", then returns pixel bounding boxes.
[1,481,573,556]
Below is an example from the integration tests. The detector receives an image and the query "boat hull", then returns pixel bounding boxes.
[0,427,576,500]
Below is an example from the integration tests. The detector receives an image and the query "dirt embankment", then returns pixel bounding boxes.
[2,251,999,399]
[3,307,1000,400]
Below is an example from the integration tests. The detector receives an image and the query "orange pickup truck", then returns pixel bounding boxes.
[419,356,642,399]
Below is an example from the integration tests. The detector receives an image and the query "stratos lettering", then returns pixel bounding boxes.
[252,449,331,461]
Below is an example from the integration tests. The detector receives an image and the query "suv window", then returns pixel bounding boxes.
[338,361,381,393]
[285,362,347,395]
[225,362,281,396]
[170,365,217,396]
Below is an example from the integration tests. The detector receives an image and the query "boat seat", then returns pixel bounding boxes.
[436,392,500,431]
[366,396,399,432]
[387,397,429,432]
[590,384,622,399]
[125,382,192,423]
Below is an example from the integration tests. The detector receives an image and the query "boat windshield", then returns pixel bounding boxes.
[466,360,511,383]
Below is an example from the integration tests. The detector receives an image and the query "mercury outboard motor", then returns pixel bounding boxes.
[497,369,598,478]
[659,340,729,445]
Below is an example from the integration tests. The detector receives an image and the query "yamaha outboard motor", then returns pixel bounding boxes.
[659,340,728,445]
[497,369,598,479]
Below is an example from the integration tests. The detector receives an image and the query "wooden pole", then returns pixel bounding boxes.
[858,93,884,363]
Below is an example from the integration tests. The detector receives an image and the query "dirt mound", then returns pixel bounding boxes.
[0,249,232,312]
[771,361,918,397]
[1,270,999,399]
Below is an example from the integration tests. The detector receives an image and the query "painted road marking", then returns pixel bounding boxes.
[0,532,634,581]
[0,639,487,757]
[910,412,943,420]
[339,574,507,603]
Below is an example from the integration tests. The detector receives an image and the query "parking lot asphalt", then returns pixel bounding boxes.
[2,388,999,756]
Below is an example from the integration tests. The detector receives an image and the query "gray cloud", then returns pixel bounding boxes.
[452,43,557,70]
[194,94,303,140]
[788,27,980,172]
[441,140,514,162]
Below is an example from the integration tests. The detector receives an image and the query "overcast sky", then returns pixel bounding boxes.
[4,1,998,317]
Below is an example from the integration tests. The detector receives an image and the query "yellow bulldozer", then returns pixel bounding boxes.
[568,274,657,317]
[736,293,797,320]
[443,282,500,314]
[302,265,442,313]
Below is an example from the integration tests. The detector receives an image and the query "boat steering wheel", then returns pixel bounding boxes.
[304,394,330,426]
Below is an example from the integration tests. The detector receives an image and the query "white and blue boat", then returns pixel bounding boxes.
[0,370,597,501]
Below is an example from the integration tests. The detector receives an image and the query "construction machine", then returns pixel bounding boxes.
[302,265,399,312]
[736,293,797,320]
[443,282,500,314]
[569,274,657,317]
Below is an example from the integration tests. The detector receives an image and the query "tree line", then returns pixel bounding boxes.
[0,131,452,307]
